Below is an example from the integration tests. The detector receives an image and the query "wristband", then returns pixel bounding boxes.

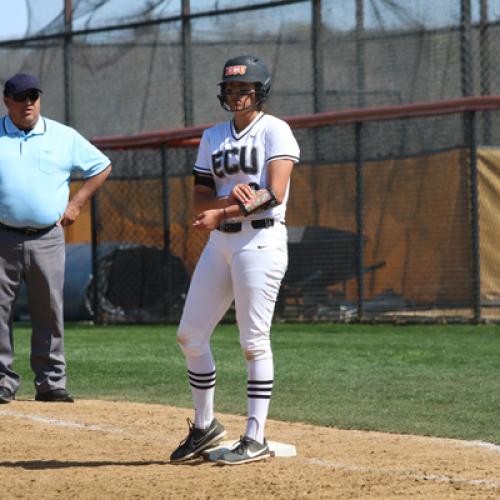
[237,188,277,216]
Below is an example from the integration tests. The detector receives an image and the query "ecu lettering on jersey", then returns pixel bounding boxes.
[212,146,258,178]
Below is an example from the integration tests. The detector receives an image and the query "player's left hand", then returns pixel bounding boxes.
[57,201,81,226]
[193,209,223,231]
[228,183,255,205]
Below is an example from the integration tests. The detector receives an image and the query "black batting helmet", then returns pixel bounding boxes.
[217,55,271,111]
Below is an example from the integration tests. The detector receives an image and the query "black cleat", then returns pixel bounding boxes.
[35,388,74,402]
[170,417,226,462]
[0,386,14,404]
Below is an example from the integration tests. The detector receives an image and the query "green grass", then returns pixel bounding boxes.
[11,323,500,444]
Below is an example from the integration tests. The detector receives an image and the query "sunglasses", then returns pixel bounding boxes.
[221,88,256,97]
[12,90,41,103]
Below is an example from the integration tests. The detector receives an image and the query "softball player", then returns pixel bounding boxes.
[170,55,300,465]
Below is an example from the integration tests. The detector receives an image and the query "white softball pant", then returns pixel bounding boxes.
[177,220,288,361]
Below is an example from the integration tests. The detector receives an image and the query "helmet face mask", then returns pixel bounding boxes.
[219,84,256,112]
[217,55,271,112]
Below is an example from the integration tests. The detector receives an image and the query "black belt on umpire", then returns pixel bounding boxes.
[0,221,56,235]
[217,217,278,233]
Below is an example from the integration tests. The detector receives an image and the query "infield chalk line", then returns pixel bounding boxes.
[1,408,499,491]
[0,409,123,434]
[1,409,499,453]
[305,458,500,491]
[461,440,500,452]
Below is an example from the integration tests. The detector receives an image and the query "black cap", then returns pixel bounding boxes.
[3,74,42,97]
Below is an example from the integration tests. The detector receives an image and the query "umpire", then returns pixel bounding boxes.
[0,73,111,403]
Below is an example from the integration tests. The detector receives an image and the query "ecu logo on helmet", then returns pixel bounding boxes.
[225,65,247,76]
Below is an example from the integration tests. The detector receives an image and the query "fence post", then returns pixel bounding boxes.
[63,0,72,125]
[310,0,323,225]
[461,0,480,323]
[312,0,324,114]
[355,121,364,321]
[90,195,100,323]
[460,0,474,99]
[182,0,193,127]
[480,0,492,144]
[466,111,481,323]
[355,2,365,323]
[356,0,365,108]
[161,145,172,319]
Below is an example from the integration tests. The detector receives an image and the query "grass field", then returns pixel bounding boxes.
[11,322,500,444]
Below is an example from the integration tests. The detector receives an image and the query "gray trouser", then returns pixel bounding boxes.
[0,225,66,394]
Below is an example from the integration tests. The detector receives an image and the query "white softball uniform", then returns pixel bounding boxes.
[177,112,300,358]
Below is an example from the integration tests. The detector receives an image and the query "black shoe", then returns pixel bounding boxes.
[170,417,226,462]
[35,388,74,402]
[0,386,14,404]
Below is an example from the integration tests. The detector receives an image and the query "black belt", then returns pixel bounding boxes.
[218,218,276,233]
[0,222,56,235]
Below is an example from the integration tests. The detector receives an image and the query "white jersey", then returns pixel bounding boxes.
[193,112,300,221]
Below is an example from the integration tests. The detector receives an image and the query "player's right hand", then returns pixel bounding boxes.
[193,209,223,231]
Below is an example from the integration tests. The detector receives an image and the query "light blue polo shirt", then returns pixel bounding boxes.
[0,114,110,228]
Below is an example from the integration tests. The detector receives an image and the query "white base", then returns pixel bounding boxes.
[204,439,296,461]
[268,440,297,457]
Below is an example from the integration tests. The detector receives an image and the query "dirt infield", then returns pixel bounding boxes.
[0,400,499,499]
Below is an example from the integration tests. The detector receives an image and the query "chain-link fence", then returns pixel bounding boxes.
[84,98,500,324]
[4,1,500,323]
